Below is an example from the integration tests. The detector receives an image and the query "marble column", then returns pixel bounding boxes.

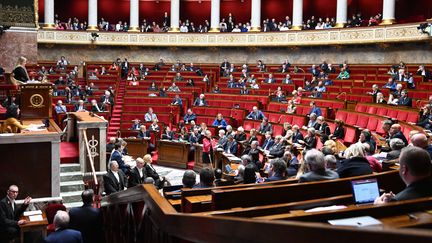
[292,0,303,30]
[381,0,396,25]
[209,0,220,32]
[335,0,347,28]
[170,0,180,32]
[129,0,140,32]
[87,0,98,31]
[250,0,261,32]
[43,0,55,29]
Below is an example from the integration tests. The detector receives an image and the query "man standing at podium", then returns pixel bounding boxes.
[0,185,32,241]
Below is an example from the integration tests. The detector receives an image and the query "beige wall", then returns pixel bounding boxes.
[0,29,38,72]
[38,42,432,65]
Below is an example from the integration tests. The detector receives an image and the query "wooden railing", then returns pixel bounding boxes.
[100,184,432,243]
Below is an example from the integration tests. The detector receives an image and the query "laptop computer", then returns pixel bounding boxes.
[351,178,380,205]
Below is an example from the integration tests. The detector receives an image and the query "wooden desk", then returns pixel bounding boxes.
[124,138,149,158]
[184,195,212,213]
[19,212,48,243]
[157,140,190,169]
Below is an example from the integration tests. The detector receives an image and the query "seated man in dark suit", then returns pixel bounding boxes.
[74,100,86,112]
[109,143,130,174]
[264,73,276,83]
[291,125,304,144]
[388,124,408,146]
[258,118,273,134]
[246,106,266,120]
[261,131,275,151]
[269,135,285,158]
[0,185,32,242]
[161,126,175,140]
[103,161,128,195]
[375,146,432,204]
[90,99,105,112]
[100,90,114,106]
[183,109,197,124]
[299,149,339,182]
[397,90,412,107]
[243,141,261,168]
[224,135,238,155]
[128,157,147,187]
[193,94,208,107]
[265,159,287,182]
[69,189,103,243]
[44,211,83,243]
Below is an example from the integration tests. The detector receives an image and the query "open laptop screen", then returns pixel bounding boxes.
[351,178,380,205]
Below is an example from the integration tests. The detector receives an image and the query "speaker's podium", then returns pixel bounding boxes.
[0,83,62,199]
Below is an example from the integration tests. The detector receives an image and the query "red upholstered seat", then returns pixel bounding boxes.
[343,127,358,145]
[345,113,358,126]
[356,114,369,129]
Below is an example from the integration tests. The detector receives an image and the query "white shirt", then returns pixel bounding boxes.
[7,196,14,211]
[112,171,120,182]
[137,168,143,178]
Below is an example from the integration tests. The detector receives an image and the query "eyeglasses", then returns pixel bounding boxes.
[9,190,18,193]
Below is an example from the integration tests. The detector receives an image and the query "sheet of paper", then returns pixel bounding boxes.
[328,216,382,227]
[23,210,42,216]
[29,215,44,222]
[305,205,347,213]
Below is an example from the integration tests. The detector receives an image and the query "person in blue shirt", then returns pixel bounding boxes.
[212,113,228,128]
[246,106,266,120]
[183,109,197,124]
[383,78,397,91]
[54,100,67,113]
[171,94,183,107]
[308,101,322,117]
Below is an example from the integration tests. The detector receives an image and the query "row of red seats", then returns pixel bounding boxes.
[355,103,419,123]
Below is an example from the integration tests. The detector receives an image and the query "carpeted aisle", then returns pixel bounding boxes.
[60,142,79,164]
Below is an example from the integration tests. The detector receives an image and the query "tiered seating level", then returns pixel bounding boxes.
[33,61,429,148]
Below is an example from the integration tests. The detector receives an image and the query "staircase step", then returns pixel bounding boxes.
[60,163,81,173]
[60,181,85,192]
[61,191,83,204]
[64,202,84,209]
[60,171,83,182]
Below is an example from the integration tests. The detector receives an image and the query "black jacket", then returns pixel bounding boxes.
[337,157,373,178]
[0,197,28,235]
[103,170,127,195]
[128,167,147,187]
[69,204,103,243]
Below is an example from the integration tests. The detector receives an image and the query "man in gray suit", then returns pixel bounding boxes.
[299,149,339,183]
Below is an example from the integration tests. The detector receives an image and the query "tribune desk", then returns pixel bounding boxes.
[19,212,48,243]
[0,119,62,198]
[157,140,190,169]
[123,137,149,159]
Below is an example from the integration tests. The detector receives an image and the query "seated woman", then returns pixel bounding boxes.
[298,128,317,150]
[337,143,373,178]
[329,119,345,140]
[212,113,227,129]
[142,154,164,189]
[149,119,160,132]
[291,90,301,104]
[186,78,195,87]
[286,100,296,114]
[417,104,432,129]
[336,68,350,80]
[148,82,158,91]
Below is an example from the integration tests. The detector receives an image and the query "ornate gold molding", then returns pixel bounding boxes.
[37,23,431,47]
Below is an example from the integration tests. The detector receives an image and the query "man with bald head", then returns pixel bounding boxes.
[410,133,432,158]
[0,185,32,241]
[129,157,147,187]
[375,146,432,204]
[388,124,408,146]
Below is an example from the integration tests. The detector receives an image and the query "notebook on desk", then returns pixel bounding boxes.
[351,178,380,205]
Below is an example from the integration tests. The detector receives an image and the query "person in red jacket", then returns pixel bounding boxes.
[202,130,214,168]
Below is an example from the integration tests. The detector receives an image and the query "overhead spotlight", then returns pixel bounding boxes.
[91,32,100,41]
